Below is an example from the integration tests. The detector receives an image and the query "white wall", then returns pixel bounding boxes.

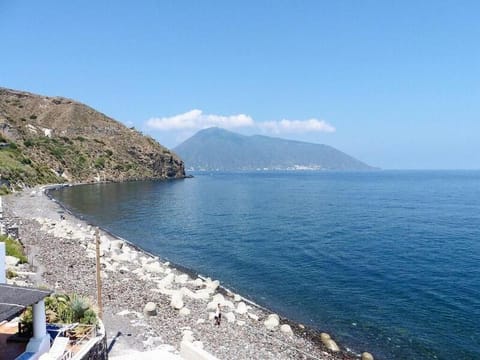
[0,242,5,283]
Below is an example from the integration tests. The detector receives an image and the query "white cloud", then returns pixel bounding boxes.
[146,109,335,135]
[258,118,335,134]
[146,109,254,131]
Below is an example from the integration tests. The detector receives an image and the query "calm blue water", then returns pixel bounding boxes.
[51,171,480,359]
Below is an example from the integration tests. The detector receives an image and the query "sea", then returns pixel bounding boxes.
[50,171,480,359]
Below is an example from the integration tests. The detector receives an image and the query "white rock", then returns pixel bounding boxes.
[320,333,331,342]
[143,261,164,274]
[143,302,157,316]
[235,301,248,315]
[110,239,124,250]
[264,314,280,331]
[205,279,220,292]
[179,307,191,316]
[170,291,184,310]
[175,274,189,284]
[224,312,236,323]
[206,301,218,311]
[192,278,204,288]
[280,324,293,335]
[196,319,205,324]
[158,273,175,288]
[208,312,216,320]
[234,294,242,302]
[248,313,259,321]
[212,294,225,304]
[237,320,245,326]
[362,352,374,360]
[116,310,130,316]
[192,341,204,349]
[223,300,235,310]
[182,330,194,343]
[194,289,211,300]
[323,339,340,352]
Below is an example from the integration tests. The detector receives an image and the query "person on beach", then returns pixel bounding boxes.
[214,303,222,326]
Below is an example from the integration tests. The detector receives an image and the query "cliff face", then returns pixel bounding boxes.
[0,87,185,190]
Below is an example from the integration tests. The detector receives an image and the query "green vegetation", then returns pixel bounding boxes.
[94,156,106,169]
[0,234,28,263]
[0,142,62,188]
[20,293,98,336]
[0,185,10,195]
[6,268,17,279]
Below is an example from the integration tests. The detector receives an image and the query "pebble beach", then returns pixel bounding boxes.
[3,185,359,360]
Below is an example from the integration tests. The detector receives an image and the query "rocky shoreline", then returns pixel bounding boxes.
[3,186,363,360]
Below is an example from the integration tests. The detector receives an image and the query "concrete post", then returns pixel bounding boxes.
[26,299,50,357]
[32,300,47,339]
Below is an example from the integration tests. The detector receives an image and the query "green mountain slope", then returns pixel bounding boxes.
[0,87,185,191]
[174,127,374,171]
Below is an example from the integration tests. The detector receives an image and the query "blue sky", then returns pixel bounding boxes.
[1,1,479,169]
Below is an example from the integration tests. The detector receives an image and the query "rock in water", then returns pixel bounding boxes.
[362,352,374,360]
[143,302,157,316]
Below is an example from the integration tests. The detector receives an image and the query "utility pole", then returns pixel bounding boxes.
[95,228,103,319]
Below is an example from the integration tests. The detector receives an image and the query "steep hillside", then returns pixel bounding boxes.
[0,87,185,191]
[175,127,374,171]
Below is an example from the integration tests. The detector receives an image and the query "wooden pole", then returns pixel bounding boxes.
[95,227,103,319]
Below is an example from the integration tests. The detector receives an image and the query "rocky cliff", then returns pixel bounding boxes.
[0,87,185,191]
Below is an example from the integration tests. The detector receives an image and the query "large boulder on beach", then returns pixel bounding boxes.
[110,240,124,250]
[225,312,236,323]
[212,293,225,304]
[182,330,194,343]
[235,301,247,315]
[192,278,204,288]
[194,289,211,300]
[362,352,374,360]
[158,273,175,288]
[143,261,164,274]
[264,314,280,331]
[143,302,157,316]
[175,274,189,284]
[179,307,191,317]
[207,301,218,311]
[320,333,340,352]
[205,278,220,293]
[223,300,235,310]
[320,333,331,342]
[171,291,184,310]
[280,324,293,335]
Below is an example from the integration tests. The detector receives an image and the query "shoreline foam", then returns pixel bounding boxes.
[4,185,358,359]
